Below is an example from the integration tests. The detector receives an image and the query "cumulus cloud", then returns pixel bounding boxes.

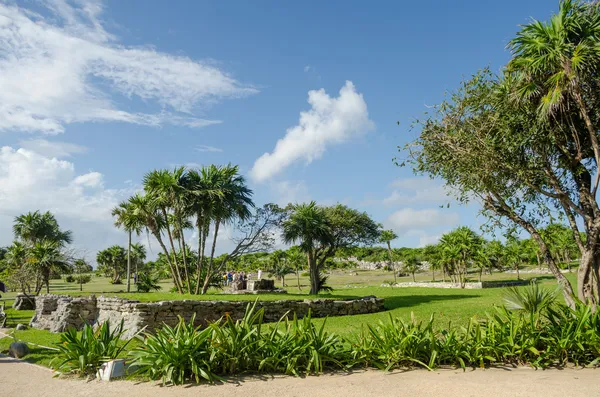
[250,81,374,182]
[0,0,256,134]
[195,145,223,153]
[18,139,88,158]
[0,145,133,257]
[384,208,459,233]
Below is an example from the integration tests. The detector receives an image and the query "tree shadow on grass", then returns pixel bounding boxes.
[383,294,478,310]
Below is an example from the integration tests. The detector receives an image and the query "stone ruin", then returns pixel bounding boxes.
[12,294,36,311]
[29,294,385,339]
[230,278,284,294]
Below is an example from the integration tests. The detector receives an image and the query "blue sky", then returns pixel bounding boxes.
[0,0,558,257]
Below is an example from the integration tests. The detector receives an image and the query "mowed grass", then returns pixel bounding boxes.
[0,269,578,367]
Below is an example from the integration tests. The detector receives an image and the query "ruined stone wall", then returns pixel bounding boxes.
[30,295,385,338]
[381,280,531,289]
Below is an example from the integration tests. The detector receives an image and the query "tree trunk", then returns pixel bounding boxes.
[516,263,520,280]
[386,241,396,285]
[126,230,132,293]
[412,271,416,282]
[178,223,192,294]
[432,267,436,282]
[201,219,221,295]
[308,251,319,295]
[44,267,50,294]
[194,218,206,295]
[162,208,184,293]
[479,268,482,282]
[153,230,183,294]
[296,268,301,291]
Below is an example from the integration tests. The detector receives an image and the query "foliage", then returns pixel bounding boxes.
[283,202,380,294]
[129,315,218,385]
[52,320,132,377]
[403,0,600,307]
[96,246,127,284]
[64,274,91,284]
[503,283,558,317]
[136,273,162,293]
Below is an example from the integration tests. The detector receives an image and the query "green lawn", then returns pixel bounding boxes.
[0,269,576,368]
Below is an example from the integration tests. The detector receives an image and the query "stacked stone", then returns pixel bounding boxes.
[29,294,385,338]
[12,294,36,311]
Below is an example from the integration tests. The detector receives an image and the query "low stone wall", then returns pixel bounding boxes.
[12,294,36,310]
[381,280,531,289]
[30,294,385,339]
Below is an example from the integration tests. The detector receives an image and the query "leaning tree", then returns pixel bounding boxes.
[403,1,600,308]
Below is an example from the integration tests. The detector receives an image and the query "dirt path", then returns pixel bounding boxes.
[0,355,598,397]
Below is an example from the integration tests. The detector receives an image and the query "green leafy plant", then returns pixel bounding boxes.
[129,314,218,385]
[52,320,132,377]
[136,273,162,293]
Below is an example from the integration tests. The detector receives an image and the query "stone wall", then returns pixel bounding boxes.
[30,294,385,339]
[381,280,531,289]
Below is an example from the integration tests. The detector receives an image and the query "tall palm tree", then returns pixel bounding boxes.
[379,230,398,284]
[127,193,183,293]
[13,211,72,247]
[29,240,67,293]
[143,168,190,293]
[200,164,254,294]
[282,202,332,295]
[508,0,600,173]
[185,167,224,294]
[112,201,144,293]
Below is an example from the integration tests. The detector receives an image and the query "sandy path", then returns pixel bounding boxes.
[0,356,598,397]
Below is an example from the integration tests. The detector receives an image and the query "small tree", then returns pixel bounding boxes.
[379,230,398,284]
[402,254,421,282]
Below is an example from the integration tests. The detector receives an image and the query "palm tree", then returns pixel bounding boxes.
[29,240,67,293]
[402,254,421,282]
[127,193,183,293]
[282,202,332,295]
[422,244,440,281]
[379,230,398,284]
[143,168,190,293]
[130,243,147,280]
[13,211,72,247]
[112,201,144,293]
[286,246,305,291]
[508,0,600,171]
[199,164,253,294]
[4,241,30,294]
[96,246,127,284]
[268,250,294,287]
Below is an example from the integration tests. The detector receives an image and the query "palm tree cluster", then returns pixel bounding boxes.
[96,244,146,285]
[111,164,254,295]
[2,211,73,294]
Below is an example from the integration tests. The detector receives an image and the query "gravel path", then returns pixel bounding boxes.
[0,355,597,397]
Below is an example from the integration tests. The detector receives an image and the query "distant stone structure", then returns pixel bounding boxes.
[30,294,385,339]
[381,280,531,289]
[12,294,36,310]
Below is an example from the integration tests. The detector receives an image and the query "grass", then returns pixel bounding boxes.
[0,269,578,368]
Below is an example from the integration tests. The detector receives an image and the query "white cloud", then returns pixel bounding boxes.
[384,208,459,233]
[196,145,223,153]
[0,0,256,134]
[18,139,88,158]
[304,65,311,72]
[0,145,132,257]
[382,177,451,206]
[250,81,374,182]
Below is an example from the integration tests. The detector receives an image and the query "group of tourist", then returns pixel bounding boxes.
[223,269,262,288]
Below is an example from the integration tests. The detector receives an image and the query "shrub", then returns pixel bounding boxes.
[136,273,162,293]
[65,275,75,283]
[52,320,132,377]
[66,274,91,284]
[129,315,218,385]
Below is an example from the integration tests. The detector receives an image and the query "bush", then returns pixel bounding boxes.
[136,273,162,293]
[129,315,218,385]
[65,274,92,284]
[52,320,132,377]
